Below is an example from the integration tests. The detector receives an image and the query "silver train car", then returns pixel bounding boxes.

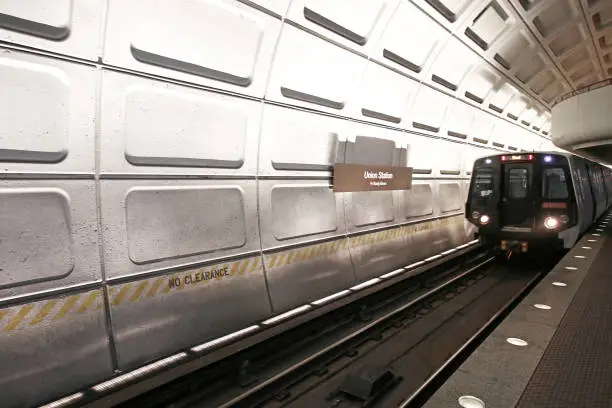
[0,1,552,406]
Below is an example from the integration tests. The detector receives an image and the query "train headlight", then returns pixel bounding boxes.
[544,216,559,230]
[480,215,490,225]
[471,211,481,219]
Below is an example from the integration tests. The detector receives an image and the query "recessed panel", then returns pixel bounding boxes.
[100,71,261,175]
[247,0,292,16]
[519,107,538,125]
[549,26,583,57]
[438,146,463,175]
[439,183,461,213]
[569,62,594,82]
[288,0,387,48]
[445,101,474,140]
[378,1,446,74]
[561,47,590,71]
[491,121,514,146]
[258,180,346,249]
[271,186,338,240]
[462,67,499,104]
[266,24,366,115]
[345,134,398,167]
[0,56,67,163]
[0,180,100,300]
[110,253,271,369]
[533,0,573,37]
[126,186,246,264]
[103,0,281,97]
[0,0,104,60]
[358,61,417,125]
[470,112,495,144]
[515,53,545,83]
[258,180,353,311]
[0,0,71,40]
[124,89,246,168]
[488,82,517,112]
[352,191,395,227]
[263,236,354,313]
[259,105,346,176]
[506,96,529,119]
[133,1,259,86]
[0,289,113,408]
[0,188,73,287]
[495,32,531,70]
[466,1,509,50]
[410,86,452,133]
[530,70,556,94]
[0,50,99,177]
[405,183,433,218]
[422,0,470,22]
[407,136,436,173]
[593,6,612,29]
[541,82,565,104]
[430,37,476,91]
[0,50,96,174]
[101,180,259,280]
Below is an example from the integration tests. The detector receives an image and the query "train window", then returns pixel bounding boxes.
[472,167,494,198]
[507,168,528,199]
[542,168,568,199]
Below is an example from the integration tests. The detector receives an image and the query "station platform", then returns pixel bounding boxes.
[424,210,612,408]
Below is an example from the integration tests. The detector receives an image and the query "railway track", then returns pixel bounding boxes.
[248,255,558,408]
[101,248,554,408]
[77,248,560,408]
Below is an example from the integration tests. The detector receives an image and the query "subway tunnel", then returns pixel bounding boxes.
[0,0,611,407]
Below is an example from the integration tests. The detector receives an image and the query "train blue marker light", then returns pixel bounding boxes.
[544,155,552,163]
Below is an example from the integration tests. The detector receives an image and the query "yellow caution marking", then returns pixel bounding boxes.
[237,259,250,276]
[30,300,57,325]
[267,254,278,269]
[0,215,468,333]
[249,257,261,273]
[147,278,164,298]
[112,284,132,305]
[4,304,34,332]
[231,261,241,276]
[129,283,148,303]
[163,277,177,293]
[54,295,79,320]
[216,264,229,280]
[78,291,100,313]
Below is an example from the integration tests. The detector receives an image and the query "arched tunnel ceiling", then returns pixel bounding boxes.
[268,0,611,150]
[1,0,610,155]
[423,0,611,105]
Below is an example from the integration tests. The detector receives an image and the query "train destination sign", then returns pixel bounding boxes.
[333,164,413,192]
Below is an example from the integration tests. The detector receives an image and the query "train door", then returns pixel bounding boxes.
[500,162,533,228]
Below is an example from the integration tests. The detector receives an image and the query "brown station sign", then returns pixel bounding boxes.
[333,164,413,192]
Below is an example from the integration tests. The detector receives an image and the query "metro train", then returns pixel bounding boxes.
[466,151,612,255]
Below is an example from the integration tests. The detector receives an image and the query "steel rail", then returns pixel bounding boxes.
[217,255,497,408]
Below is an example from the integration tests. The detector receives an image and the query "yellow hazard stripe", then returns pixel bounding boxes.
[111,255,265,306]
[263,214,464,270]
[0,215,466,332]
[1,289,103,333]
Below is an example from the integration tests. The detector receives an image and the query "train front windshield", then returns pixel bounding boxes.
[472,167,494,198]
[541,168,569,200]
